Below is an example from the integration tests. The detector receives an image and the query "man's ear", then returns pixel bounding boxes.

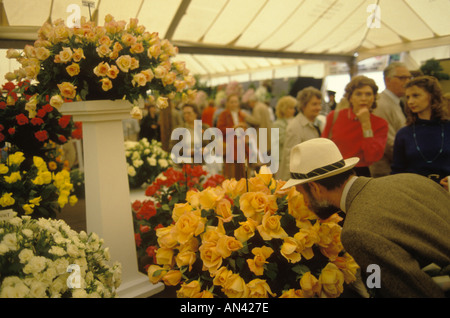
[309,181,322,196]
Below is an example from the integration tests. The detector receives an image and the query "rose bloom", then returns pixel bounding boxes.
[280,237,302,263]
[332,253,359,284]
[156,96,168,109]
[153,65,168,79]
[279,289,305,298]
[221,178,247,199]
[50,94,64,109]
[155,247,174,266]
[98,35,112,47]
[156,225,178,249]
[130,57,139,70]
[66,62,80,77]
[174,80,186,92]
[199,241,223,275]
[175,248,196,271]
[162,270,182,286]
[247,246,273,276]
[186,190,201,209]
[199,187,225,210]
[115,55,132,72]
[132,73,147,87]
[319,263,345,298]
[57,82,77,99]
[247,279,276,298]
[121,33,137,46]
[293,224,320,260]
[94,61,110,77]
[213,266,233,287]
[288,192,317,228]
[58,47,72,63]
[317,222,343,261]
[147,264,167,284]
[191,290,214,298]
[141,69,154,82]
[35,47,50,61]
[147,43,161,58]
[257,212,288,241]
[299,271,320,298]
[72,48,85,62]
[215,198,233,222]
[240,192,278,224]
[216,235,243,258]
[162,71,177,86]
[106,65,119,79]
[234,218,258,243]
[100,78,113,91]
[176,280,201,298]
[222,273,249,298]
[171,210,205,245]
[96,44,111,57]
[130,42,144,54]
[172,202,192,222]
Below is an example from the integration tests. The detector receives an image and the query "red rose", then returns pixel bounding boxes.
[139,224,150,233]
[145,184,159,197]
[31,117,44,126]
[135,233,142,247]
[0,101,6,109]
[132,200,142,212]
[146,245,157,258]
[2,82,15,92]
[34,130,49,142]
[58,115,72,128]
[37,109,47,118]
[136,200,157,220]
[8,128,15,135]
[42,104,53,113]
[0,133,4,142]
[58,135,67,143]
[71,128,82,139]
[16,114,29,125]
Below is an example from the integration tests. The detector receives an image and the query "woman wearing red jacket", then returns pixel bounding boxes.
[322,76,388,177]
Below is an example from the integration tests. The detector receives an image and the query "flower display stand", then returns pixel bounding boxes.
[61,100,164,298]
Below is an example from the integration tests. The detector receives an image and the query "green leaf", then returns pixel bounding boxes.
[291,264,310,276]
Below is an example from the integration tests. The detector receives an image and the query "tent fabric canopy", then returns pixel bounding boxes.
[0,0,449,80]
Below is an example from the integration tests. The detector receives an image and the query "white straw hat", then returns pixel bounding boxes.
[281,138,360,189]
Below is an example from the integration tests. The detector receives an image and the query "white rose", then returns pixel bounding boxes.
[49,246,66,257]
[66,243,80,258]
[127,166,136,177]
[18,248,34,264]
[23,256,47,274]
[72,288,88,298]
[133,159,143,168]
[158,159,168,168]
[0,243,9,255]
[147,157,157,166]
[22,228,33,239]
[29,281,47,298]
[2,233,18,252]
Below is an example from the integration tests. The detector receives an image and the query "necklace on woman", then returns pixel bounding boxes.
[412,122,444,164]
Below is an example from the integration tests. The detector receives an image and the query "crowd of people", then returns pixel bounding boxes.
[134,62,450,192]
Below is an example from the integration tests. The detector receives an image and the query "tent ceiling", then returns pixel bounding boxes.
[0,0,449,79]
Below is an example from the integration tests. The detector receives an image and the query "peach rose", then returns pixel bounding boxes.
[257,212,288,241]
[130,57,139,70]
[216,235,243,258]
[299,271,320,298]
[107,65,120,79]
[141,69,154,82]
[222,274,249,298]
[162,270,182,286]
[66,63,80,77]
[121,33,137,46]
[100,78,113,91]
[57,47,72,63]
[199,241,222,275]
[162,71,177,86]
[115,55,132,72]
[132,73,147,87]
[234,218,258,243]
[173,61,186,73]
[247,246,273,276]
[94,62,110,77]
[147,264,167,284]
[239,192,278,224]
[318,263,345,298]
[57,82,77,99]
[72,48,85,62]
[96,44,111,57]
[171,210,205,245]
[130,42,144,54]
[247,279,276,298]
[35,47,50,61]
[177,280,201,298]
[98,35,112,47]
[174,80,186,92]
[156,96,168,109]
[147,43,161,58]
[153,65,168,79]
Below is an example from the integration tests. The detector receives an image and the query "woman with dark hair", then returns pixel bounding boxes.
[322,75,388,177]
[392,76,450,190]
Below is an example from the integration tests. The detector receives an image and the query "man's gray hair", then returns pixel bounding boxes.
[383,62,408,79]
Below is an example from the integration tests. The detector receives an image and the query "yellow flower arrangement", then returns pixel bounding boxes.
[5,14,197,118]
[148,167,359,298]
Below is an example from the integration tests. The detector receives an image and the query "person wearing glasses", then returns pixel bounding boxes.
[370,62,412,177]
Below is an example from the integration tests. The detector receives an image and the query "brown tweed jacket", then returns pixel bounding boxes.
[342,173,450,297]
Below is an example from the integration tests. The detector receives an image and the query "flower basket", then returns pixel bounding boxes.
[148,167,359,298]
[132,165,225,273]
[0,214,121,298]
[125,138,174,189]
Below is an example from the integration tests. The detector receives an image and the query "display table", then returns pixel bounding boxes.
[61,99,163,298]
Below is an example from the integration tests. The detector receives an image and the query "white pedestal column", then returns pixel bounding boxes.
[61,100,164,298]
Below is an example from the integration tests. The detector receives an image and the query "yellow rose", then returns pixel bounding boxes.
[147,43,161,58]
[130,42,144,54]
[280,237,301,263]
[162,270,182,286]
[332,253,359,284]
[239,192,278,224]
[93,61,110,77]
[222,274,249,298]
[0,193,15,207]
[299,272,320,298]
[257,212,288,241]
[100,78,113,91]
[49,94,64,109]
[58,47,72,63]
[66,63,80,77]
[147,265,167,284]
[213,266,232,287]
[4,172,21,184]
[121,33,137,46]
[141,69,154,82]
[247,246,273,276]
[318,263,345,298]
[153,65,168,79]
[279,289,305,298]
[288,193,317,229]
[23,204,34,215]
[215,198,233,222]
[175,248,196,271]
[234,218,258,243]
[0,164,9,174]
[191,290,214,298]
[57,194,68,208]
[216,235,243,258]
[115,55,132,72]
[8,152,25,166]
[69,195,78,206]
[247,279,276,298]
[199,187,225,210]
[201,224,224,244]
[156,96,168,109]
[317,223,343,261]
[199,241,222,275]
[130,106,143,120]
[155,247,174,266]
[221,178,246,199]
[106,65,119,79]
[57,82,77,99]
[35,47,50,61]
[132,73,147,87]
[156,225,178,249]
[293,223,320,260]
[174,80,186,92]
[72,48,85,62]
[130,58,139,70]
[186,190,201,209]
[29,197,42,206]
[171,210,205,245]
[162,71,177,86]
[177,280,201,298]
[96,44,111,57]
[172,202,192,222]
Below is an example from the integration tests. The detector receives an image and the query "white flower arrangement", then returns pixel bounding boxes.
[0,214,121,298]
[125,138,174,188]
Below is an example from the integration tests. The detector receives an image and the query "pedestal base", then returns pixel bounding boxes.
[117,275,164,298]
